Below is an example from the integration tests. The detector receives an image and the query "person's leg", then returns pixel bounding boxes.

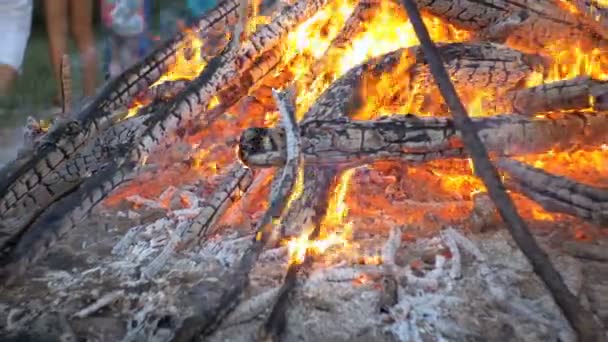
[68,0,97,96]
[43,0,69,103]
[0,0,32,96]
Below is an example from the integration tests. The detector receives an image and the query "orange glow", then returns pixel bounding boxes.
[285,222,353,265]
[152,29,208,87]
[108,0,608,262]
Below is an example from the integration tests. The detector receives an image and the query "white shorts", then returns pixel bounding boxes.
[0,0,33,72]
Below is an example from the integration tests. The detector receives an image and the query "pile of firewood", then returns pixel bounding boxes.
[1,0,608,341]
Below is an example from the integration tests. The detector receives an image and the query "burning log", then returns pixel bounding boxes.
[185,162,253,244]
[497,158,608,226]
[239,111,608,167]
[305,0,383,81]
[508,76,608,115]
[172,87,301,341]
[359,42,541,115]
[0,109,157,257]
[572,0,608,40]
[414,0,608,51]
[400,0,606,340]
[144,80,191,102]
[0,0,242,239]
[0,0,330,281]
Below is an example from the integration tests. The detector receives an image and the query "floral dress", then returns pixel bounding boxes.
[101,0,146,78]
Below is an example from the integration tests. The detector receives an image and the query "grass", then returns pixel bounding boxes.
[0,1,189,129]
[0,29,105,128]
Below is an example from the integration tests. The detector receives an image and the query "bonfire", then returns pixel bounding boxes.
[1,0,608,341]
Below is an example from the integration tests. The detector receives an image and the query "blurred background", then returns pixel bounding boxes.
[0,0,193,126]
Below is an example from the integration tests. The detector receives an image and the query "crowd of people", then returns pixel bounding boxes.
[0,0,218,103]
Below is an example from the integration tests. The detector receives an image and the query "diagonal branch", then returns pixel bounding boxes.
[399,1,606,341]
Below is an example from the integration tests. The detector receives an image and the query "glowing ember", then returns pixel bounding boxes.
[112,0,608,262]
[286,222,353,265]
[152,29,209,87]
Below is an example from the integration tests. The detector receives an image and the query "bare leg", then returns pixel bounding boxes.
[43,0,69,103]
[69,0,97,96]
[0,65,18,96]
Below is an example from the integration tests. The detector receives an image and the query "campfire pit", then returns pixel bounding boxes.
[1,0,608,341]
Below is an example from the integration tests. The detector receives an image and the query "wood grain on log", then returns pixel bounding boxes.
[0,0,241,231]
[415,0,608,52]
[508,76,608,115]
[497,158,608,226]
[187,163,253,243]
[239,111,608,167]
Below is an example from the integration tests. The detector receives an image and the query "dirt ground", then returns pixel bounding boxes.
[0,175,606,341]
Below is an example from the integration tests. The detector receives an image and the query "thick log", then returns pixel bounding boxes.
[0,0,332,284]
[239,111,608,167]
[415,0,608,51]
[0,0,241,226]
[508,76,608,115]
[497,158,608,226]
[0,108,156,256]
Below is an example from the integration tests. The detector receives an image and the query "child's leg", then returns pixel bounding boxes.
[43,0,69,102]
[68,0,97,96]
[0,0,33,95]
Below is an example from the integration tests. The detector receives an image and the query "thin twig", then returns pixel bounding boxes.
[398,1,606,341]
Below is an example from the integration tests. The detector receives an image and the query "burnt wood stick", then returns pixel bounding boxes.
[0,0,332,287]
[60,54,72,116]
[186,162,253,244]
[508,76,608,115]
[497,158,608,226]
[144,80,191,102]
[239,111,608,167]
[255,88,305,341]
[400,1,607,341]
[171,88,301,341]
[0,0,241,221]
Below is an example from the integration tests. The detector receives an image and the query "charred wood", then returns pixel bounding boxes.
[0,107,157,257]
[415,0,608,52]
[172,88,301,341]
[0,0,241,229]
[0,0,332,287]
[239,111,608,167]
[185,163,253,245]
[563,240,608,262]
[497,158,608,226]
[572,0,608,40]
[401,0,607,340]
[508,76,608,115]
